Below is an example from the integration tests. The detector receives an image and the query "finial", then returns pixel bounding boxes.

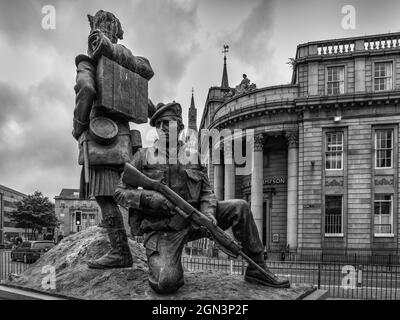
[221,45,230,89]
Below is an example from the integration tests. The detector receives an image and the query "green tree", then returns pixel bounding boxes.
[10,191,58,240]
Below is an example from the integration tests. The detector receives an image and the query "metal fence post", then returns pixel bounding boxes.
[318,262,321,289]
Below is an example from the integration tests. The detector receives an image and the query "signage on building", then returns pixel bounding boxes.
[241,176,286,188]
[264,177,286,185]
[272,234,279,243]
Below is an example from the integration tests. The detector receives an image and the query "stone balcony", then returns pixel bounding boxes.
[296,32,400,60]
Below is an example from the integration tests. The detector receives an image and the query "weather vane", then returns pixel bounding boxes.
[222,44,229,58]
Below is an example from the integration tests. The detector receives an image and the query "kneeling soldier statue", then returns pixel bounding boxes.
[114,102,290,294]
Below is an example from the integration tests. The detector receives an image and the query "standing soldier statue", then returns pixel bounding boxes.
[72,10,154,269]
[114,102,290,293]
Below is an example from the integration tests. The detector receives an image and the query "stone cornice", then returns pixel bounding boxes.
[207,91,400,130]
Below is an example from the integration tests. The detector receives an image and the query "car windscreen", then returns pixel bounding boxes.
[32,242,54,250]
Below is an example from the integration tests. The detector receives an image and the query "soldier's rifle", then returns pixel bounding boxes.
[121,162,277,280]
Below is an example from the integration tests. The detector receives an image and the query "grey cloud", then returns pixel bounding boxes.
[215,0,276,74]
[0,77,78,198]
[0,0,200,101]
[0,83,31,126]
[128,0,201,101]
[0,0,201,198]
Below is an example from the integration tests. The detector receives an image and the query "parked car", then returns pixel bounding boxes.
[11,241,55,264]
[0,241,13,250]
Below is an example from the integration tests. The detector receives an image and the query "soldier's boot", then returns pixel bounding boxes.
[87,210,133,269]
[244,261,290,288]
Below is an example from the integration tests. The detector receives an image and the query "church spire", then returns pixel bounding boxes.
[221,44,229,90]
[188,87,197,132]
[190,87,195,109]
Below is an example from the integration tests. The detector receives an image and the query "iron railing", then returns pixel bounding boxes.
[182,256,400,300]
[281,250,400,267]
[2,248,400,300]
[0,250,31,282]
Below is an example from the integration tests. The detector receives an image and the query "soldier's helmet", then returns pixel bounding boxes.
[150,101,184,131]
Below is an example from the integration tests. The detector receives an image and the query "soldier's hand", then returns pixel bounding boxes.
[88,29,107,59]
[140,190,174,215]
[203,211,217,225]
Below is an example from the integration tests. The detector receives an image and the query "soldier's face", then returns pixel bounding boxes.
[156,119,171,139]
[155,119,179,142]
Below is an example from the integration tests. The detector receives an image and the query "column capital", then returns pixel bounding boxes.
[285,131,299,149]
[254,133,265,152]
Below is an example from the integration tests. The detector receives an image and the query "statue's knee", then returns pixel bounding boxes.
[150,274,183,294]
[236,199,249,208]
[232,199,249,213]
[149,280,181,294]
[155,266,184,294]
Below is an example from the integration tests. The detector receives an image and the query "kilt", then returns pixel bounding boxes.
[79,166,122,199]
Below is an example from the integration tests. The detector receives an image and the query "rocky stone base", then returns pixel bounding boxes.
[7,227,314,300]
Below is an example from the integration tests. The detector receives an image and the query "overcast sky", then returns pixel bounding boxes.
[1,0,400,200]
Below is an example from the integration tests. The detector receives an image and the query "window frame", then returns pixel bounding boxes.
[373,194,394,237]
[373,61,393,92]
[324,195,344,237]
[325,131,344,171]
[89,214,96,227]
[374,128,394,169]
[326,65,346,95]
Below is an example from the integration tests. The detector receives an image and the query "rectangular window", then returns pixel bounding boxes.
[327,66,345,95]
[325,195,343,235]
[89,214,96,227]
[374,62,393,91]
[82,213,87,230]
[375,129,393,168]
[374,194,393,235]
[326,132,343,170]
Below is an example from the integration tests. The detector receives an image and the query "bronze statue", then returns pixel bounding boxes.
[72,10,154,269]
[114,102,290,294]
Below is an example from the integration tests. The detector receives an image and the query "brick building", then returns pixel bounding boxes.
[200,32,400,255]
[0,185,27,243]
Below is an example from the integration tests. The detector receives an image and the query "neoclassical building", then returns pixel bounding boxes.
[200,32,400,255]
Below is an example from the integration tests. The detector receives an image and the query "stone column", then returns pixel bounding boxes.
[224,141,235,200]
[286,131,299,250]
[250,134,265,238]
[224,165,235,200]
[213,164,224,201]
